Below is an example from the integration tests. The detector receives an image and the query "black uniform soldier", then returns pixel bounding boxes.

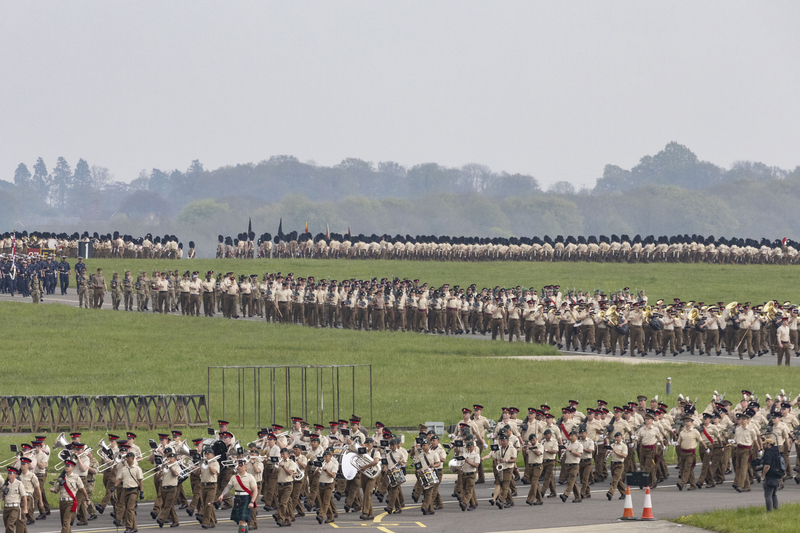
[58,257,71,294]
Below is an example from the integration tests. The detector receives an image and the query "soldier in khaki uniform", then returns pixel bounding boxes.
[155,453,181,527]
[637,413,664,488]
[676,418,700,490]
[31,440,49,519]
[606,432,628,499]
[244,448,263,529]
[114,453,142,533]
[316,449,338,524]
[122,271,134,311]
[3,466,28,533]
[696,413,718,487]
[55,461,87,533]
[92,268,107,309]
[110,272,122,310]
[199,448,220,528]
[522,434,543,505]
[274,448,298,527]
[733,410,759,491]
[559,431,583,503]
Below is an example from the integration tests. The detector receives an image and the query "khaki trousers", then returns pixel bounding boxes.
[734,447,752,489]
[317,483,335,521]
[678,451,697,488]
[608,462,626,496]
[4,507,23,533]
[561,463,581,500]
[157,485,179,524]
[200,484,216,526]
[122,488,138,531]
[524,464,542,503]
[276,482,293,523]
[59,500,74,533]
[360,475,376,517]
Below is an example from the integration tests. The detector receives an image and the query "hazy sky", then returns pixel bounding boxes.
[2,2,798,189]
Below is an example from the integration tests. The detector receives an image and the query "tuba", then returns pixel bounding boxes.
[53,433,69,450]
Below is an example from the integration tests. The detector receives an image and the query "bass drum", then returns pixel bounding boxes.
[616,323,629,335]
[649,318,663,331]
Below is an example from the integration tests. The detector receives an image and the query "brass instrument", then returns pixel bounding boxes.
[764,301,777,321]
[725,301,738,311]
[53,433,69,450]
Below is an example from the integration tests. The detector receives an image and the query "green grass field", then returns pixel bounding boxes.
[78,258,800,304]
[673,502,800,532]
[2,302,796,431]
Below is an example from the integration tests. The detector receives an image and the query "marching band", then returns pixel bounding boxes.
[1,392,799,531]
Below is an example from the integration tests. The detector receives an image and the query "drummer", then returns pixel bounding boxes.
[414,439,442,516]
[383,439,407,515]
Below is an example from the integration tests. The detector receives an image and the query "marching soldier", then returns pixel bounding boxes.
[113,453,143,533]
[273,448,298,527]
[53,460,87,533]
[122,271,134,311]
[676,418,700,490]
[606,432,628,500]
[31,440,49,519]
[559,431,583,503]
[155,453,181,527]
[522,434,543,506]
[245,448,263,530]
[3,466,27,533]
[110,272,122,310]
[92,268,107,309]
[200,447,220,529]
[217,460,258,533]
[58,257,70,295]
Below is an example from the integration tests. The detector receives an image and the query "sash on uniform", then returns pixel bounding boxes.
[235,475,252,497]
[701,427,714,446]
[560,423,569,439]
[63,482,79,513]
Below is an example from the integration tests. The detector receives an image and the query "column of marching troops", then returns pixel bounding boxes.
[22,264,799,367]
[2,392,799,532]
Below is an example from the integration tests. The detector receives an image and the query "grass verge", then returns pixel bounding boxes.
[673,502,800,532]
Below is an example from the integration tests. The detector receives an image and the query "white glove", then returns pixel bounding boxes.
[628,443,634,448]
[758,450,764,458]
[705,448,711,454]
[728,439,736,445]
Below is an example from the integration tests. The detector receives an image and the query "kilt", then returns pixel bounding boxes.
[231,495,252,523]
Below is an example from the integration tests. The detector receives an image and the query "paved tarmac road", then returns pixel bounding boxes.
[28,468,800,533]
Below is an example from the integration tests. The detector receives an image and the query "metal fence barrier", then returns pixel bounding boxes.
[207,365,372,429]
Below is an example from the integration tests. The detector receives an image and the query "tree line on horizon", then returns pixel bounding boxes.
[3,142,799,255]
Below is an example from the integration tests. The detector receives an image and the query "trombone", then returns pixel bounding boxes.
[0,447,22,468]
[182,454,221,476]
[54,447,92,471]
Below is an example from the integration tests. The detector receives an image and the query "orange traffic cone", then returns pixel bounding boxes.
[640,486,655,521]
[620,486,635,520]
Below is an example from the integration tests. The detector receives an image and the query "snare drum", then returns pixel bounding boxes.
[420,467,439,490]
[388,466,406,488]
